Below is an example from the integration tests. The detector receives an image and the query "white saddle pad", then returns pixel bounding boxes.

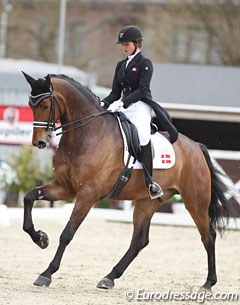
[119,119,175,169]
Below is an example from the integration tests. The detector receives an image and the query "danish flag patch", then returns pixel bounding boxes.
[161,154,172,164]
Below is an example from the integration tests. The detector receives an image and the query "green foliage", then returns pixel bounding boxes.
[5,146,53,194]
[96,199,112,209]
[168,194,182,204]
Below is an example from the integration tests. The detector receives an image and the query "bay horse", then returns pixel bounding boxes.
[22,72,231,291]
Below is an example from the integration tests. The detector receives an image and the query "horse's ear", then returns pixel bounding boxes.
[45,74,52,88]
[22,71,37,88]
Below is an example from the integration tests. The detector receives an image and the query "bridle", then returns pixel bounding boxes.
[30,84,62,141]
[30,85,108,141]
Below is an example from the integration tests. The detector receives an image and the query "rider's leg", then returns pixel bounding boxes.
[140,141,163,199]
[122,102,163,199]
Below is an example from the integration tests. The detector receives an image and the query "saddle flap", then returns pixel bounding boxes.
[115,112,141,161]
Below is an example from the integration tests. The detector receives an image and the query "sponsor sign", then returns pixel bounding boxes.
[0,106,59,146]
[0,106,33,145]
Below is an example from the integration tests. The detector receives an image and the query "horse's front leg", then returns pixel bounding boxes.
[33,192,95,287]
[23,180,74,248]
[97,198,157,289]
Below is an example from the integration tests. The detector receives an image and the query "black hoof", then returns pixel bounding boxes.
[34,275,52,287]
[201,278,216,291]
[36,230,49,249]
[96,277,115,289]
[198,286,212,294]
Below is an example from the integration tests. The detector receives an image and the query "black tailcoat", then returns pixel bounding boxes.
[103,52,178,143]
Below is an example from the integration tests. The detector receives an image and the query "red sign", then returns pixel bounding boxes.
[0,106,33,122]
[0,106,60,146]
[0,106,33,145]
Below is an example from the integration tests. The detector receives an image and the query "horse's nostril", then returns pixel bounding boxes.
[38,141,47,149]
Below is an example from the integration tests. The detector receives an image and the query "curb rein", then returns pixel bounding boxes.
[31,86,108,140]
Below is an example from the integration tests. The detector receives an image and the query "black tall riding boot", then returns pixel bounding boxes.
[140,142,163,199]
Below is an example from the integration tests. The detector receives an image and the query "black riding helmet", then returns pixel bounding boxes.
[116,25,142,44]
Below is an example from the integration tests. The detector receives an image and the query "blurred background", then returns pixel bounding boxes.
[0,0,239,211]
[2,0,240,85]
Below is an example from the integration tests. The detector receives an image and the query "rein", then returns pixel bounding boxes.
[55,111,109,136]
[31,89,108,138]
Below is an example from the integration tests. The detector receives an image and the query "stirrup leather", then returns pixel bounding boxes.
[148,182,163,199]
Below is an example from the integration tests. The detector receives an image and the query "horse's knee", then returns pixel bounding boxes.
[59,232,73,246]
[132,231,149,254]
[59,224,75,246]
[137,237,149,251]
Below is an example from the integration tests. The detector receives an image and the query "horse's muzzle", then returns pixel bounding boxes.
[33,140,47,149]
[32,129,48,149]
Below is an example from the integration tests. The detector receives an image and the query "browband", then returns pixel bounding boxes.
[29,92,52,106]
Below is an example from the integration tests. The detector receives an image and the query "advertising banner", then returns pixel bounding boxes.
[0,106,59,146]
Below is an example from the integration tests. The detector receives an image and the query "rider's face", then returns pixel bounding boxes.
[121,42,136,57]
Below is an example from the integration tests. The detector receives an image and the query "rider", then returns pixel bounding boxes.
[101,25,178,199]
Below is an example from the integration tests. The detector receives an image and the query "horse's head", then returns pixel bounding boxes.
[22,72,62,149]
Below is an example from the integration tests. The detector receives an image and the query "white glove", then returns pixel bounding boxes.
[108,99,124,112]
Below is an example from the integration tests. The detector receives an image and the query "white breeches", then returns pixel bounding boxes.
[121,101,152,146]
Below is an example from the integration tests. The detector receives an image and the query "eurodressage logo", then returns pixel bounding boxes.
[124,289,239,303]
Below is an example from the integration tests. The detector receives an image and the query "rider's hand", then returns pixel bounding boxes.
[107,99,124,112]
[100,101,108,109]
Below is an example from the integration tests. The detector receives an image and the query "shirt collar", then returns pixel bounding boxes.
[127,49,141,62]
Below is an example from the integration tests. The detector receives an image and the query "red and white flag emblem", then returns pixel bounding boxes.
[161,154,172,164]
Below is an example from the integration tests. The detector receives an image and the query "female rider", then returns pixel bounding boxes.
[101,25,178,199]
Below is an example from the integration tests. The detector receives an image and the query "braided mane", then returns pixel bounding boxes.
[49,74,101,109]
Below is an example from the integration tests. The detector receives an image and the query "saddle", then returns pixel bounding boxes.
[101,112,162,200]
[113,112,159,162]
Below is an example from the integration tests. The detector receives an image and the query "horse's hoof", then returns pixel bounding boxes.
[34,275,52,287]
[36,230,49,249]
[96,277,115,289]
[198,286,212,294]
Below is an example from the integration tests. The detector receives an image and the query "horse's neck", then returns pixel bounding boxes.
[57,87,104,149]
[56,90,121,161]
[60,91,98,125]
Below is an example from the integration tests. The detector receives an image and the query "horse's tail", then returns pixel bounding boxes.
[199,143,233,235]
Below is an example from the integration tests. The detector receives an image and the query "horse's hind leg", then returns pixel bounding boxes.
[202,224,217,290]
[183,192,217,290]
[196,217,217,290]
[97,198,157,289]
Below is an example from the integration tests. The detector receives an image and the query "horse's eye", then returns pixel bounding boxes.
[43,105,49,110]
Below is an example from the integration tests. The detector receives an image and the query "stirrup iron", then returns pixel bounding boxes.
[148,182,163,199]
